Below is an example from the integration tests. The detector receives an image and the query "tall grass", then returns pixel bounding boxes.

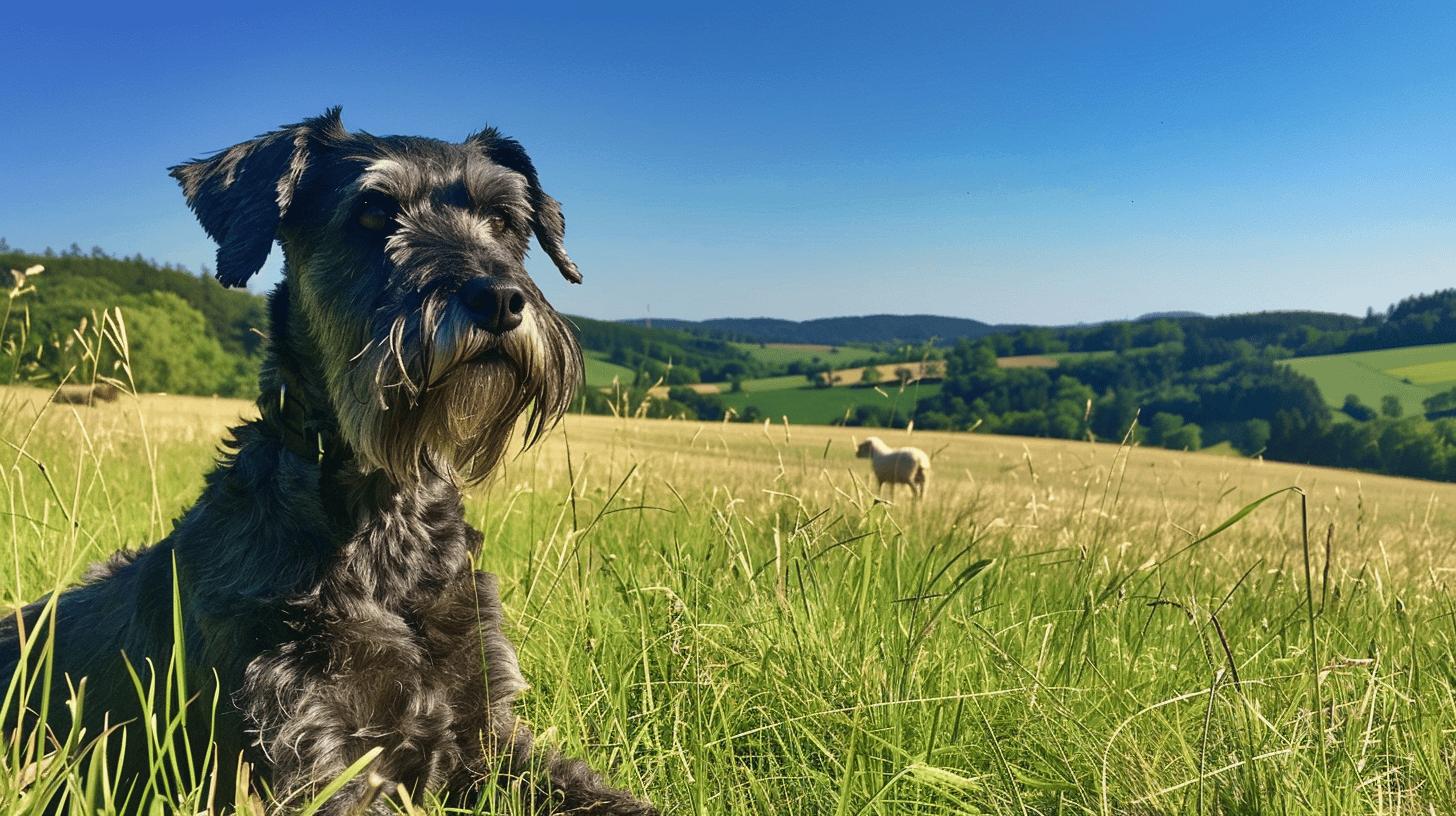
[3,274,1456,812]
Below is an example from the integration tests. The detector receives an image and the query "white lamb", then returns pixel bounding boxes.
[855,436,931,499]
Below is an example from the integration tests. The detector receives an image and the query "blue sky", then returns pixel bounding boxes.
[3,2,1454,325]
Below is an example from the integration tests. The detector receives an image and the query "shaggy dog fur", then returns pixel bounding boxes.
[0,109,655,815]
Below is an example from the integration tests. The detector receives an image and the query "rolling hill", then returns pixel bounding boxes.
[623,314,1011,345]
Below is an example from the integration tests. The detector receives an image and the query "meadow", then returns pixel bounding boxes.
[720,382,944,426]
[584,351,638,388]
[3,385,1456,814]
[1284,342,1456,417]
[730,342,875,367]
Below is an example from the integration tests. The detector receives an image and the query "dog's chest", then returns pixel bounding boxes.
[302,510,478,685]
[240,503,485,773]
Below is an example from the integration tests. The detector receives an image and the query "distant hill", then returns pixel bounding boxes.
[1136,310,1206,321]
[622,314,1012,345]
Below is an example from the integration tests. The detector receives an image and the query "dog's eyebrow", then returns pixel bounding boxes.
[462,161,531,211]
[354,156,429,202]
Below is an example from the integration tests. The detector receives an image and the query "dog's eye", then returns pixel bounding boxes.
[484,213,507,234]
[358,199,397,232]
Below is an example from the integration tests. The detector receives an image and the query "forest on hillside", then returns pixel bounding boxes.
[2,244,265,395]
[0,245,839,395]
[909,337,1456,482]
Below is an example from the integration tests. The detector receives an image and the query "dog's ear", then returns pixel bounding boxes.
[468,127,581,284]
[170,108,347,288]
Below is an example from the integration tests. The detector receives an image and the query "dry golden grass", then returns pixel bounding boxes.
[996,354,1060,369]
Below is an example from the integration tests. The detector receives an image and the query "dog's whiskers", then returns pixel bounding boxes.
[347,336,379,364]
[387,317,416,397]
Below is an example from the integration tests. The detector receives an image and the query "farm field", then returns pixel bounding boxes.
[996,354,1060,368]
[584,350,637,387]
[4,385,1455,813]
[648,374,811,398]
[1050,350,1116,363]
[722,382,942,425]
[730,341,880,367]
[829,360,940,387]
[732,373,806,392]
[645,365,944,418]
[722,363,942,394]
[992,350,1113,369]
[1284,341,1456,417]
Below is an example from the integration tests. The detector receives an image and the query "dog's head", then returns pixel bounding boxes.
[170,108,583,482]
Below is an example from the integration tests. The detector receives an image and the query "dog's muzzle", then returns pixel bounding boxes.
[423,281,540,389]
[458,277,526,335]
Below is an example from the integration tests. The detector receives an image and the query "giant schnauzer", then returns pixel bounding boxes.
[0,109,656,815]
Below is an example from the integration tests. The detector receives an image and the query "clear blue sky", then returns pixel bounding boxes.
[4,2,1454,325]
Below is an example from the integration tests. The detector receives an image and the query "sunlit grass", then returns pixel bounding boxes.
[4,384,1456,813]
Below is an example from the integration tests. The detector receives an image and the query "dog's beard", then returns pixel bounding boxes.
[334,296,581,484]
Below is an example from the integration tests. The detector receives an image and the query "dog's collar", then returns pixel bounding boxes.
[262,382,337,464]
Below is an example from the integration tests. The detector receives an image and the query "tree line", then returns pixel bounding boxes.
[2,245,264,395]
[879,333,1456,483]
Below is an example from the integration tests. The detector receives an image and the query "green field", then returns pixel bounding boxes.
[730,341,879,367]
[584,350,637,387]
[732,373,811,392]
[722,382,941,425]
[4,386,1456,813]
[1284,342,1456,416]
[1049,349,1114,362]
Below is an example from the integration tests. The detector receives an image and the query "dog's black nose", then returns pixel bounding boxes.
[459,278,526,333]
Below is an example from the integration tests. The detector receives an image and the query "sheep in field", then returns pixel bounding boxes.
[856,436,931,499]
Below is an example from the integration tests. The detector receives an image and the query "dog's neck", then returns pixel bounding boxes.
[258,373,337,463]
[252,281,343,464]
[251,282,464,503]
[228,283,473,603]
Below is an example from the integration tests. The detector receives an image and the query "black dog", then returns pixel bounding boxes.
[0,109,655,815]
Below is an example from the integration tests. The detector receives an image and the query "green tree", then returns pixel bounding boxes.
[1162,422,1202,450]
[861,366,882,385]
[805,364,833,388]
[112,293,236,395]
[1343,394,1376,421]
[666,386,727,421]
[1424,386,1456,417]
[1146,412,1186,446]
[1236,418,1271,454]
[664,364,700,385]
[1381,395,1404,419]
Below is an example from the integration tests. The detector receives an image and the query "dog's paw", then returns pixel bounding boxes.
[607,801,658,816]
[617,798,659,816]
[565,792,659,815]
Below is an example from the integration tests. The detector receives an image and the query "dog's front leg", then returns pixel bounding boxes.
[248,660,452,816]
[488,720,658,816]
[262,732,398,816]
[441,572,656,815]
